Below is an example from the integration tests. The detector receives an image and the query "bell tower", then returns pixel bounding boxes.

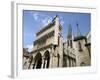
[67,24,73,48]
[74,23,90,66]
[63,24,76,67]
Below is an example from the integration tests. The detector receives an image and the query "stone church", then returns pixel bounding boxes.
[23,15,91,69]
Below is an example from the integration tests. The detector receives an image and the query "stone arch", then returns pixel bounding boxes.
[33,52,42,69]
[43,50,50,68]
[28,56,33,69]
[80,62,86,66]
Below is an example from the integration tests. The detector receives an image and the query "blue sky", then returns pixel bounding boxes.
[23,10,91,52]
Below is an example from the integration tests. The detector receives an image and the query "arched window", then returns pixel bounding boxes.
[43,50,50,68]
[33,52,42,69]
[78,41,83,51]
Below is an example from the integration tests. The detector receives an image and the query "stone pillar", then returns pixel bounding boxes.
[41,58,44,69]
[34,62,37,69]
[70,58,72,67]
[49,53,52,68]
[74,59,76,67]
[72,59,74,67]
[67,56,69,67]
[45,60,47,68]
[49,46,54,68]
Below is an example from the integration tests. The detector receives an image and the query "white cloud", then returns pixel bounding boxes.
[33,12,39,21]
[60,16,65,26]
[42,17,52,26]
[33,34,36,38]
[26,44,33,52]
[32,12,52,26]
[61,20,65,26]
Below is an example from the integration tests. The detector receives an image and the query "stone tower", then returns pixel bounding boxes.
[73,23,90,66]
[63,24,76,67]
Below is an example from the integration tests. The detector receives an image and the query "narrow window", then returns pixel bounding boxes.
[57,54,60,67]
[68,41,69,46]
[70,40,72,48]
[78,41,83,51]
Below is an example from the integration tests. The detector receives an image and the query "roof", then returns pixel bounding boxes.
[85,43,91,46]
[23,48,32,58]
[74,36,86,41]
[36,20,55,36]
[23,53,32,58]
[34,31,54,45]
[36,15,62,36]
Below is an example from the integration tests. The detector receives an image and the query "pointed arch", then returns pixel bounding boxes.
[43,50,50,68]
[33,52,42,69]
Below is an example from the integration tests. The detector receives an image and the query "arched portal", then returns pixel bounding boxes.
[33,52,42,69]
[43,50,50,68]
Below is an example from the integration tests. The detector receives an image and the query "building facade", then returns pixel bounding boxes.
[30,15,63,69]
[23,15,91,69]
[63,24,91,67]
[23,48,33,69]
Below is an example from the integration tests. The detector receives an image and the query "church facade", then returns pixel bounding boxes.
[23,15,91,69]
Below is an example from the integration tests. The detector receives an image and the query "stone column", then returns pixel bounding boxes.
[49,46,54,68]
[41,58,44,69]
[34,62,37,69]
[45,60,47,68]
[49,51,53,68]
[67,57,70,67]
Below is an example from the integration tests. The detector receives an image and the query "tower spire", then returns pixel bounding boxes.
[52,15,59,22]
[76,22,81,37]
[67,24,72,39]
